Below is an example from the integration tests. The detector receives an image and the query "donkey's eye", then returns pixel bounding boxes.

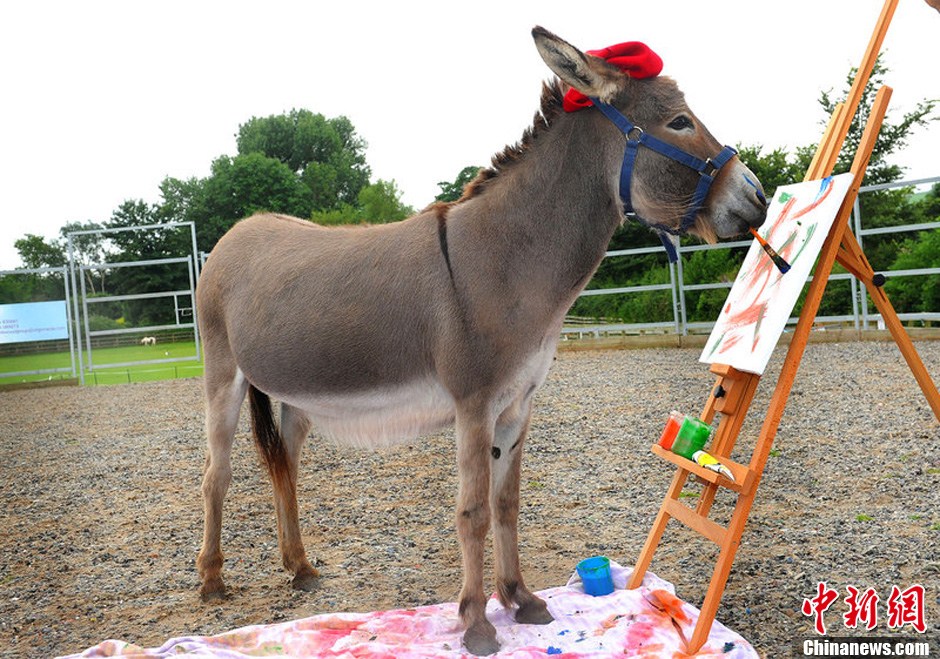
[667,115,694,131]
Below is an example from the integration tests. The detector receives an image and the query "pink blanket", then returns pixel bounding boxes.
[63,563,757,658]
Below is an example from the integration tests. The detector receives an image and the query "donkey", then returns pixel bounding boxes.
[195,27,767,655]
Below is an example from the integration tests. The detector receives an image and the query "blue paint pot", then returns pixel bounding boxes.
[576,556,614,596]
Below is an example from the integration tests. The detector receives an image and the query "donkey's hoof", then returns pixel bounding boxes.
[515,597,554,625]
[199,579,226,603]
[462,620,499,656]
[290,568,320,592]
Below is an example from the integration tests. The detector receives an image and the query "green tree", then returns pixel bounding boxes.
[735,145,813,201]
[311,179,414,225]
[12,223,107,298]
[821,57,937,274]
[164,153,315,251]
[822,58,936,186]
[104,200,192,325]
[107,199,187,260]
[358,179,413,222]
[310,203,360,226]
[237,109,370,210]
[14,234,66,269]
[435,166,482,202]
[885,227,940,314]
[4,236,66,302]
[59,220,109,295]
[883,183,940,315]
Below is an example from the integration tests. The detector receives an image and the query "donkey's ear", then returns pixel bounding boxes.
[532,26,621,102]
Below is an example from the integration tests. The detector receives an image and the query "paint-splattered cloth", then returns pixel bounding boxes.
[62,563,757,658]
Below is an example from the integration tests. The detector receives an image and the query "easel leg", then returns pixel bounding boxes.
[628,468,689,589]
[689,490,757,653]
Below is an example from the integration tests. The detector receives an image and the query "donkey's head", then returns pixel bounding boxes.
[532,27,767,245]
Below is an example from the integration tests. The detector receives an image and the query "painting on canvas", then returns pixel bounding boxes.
[700,173,855,375]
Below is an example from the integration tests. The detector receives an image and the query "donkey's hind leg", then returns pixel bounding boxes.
[197,366,248,601]
[491,394,553,625]
[273,402,319,591]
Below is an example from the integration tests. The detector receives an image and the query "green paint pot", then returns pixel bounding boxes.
[671,417,712,460]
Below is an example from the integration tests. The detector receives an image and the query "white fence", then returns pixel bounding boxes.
[563,176,940,338]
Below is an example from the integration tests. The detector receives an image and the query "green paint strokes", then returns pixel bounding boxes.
[705,332,726,360]
[789,223,818,265]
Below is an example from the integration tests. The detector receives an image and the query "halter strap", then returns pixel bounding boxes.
[590,98,737,263]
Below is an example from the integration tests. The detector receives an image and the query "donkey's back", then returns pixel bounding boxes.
[198,211,472,446]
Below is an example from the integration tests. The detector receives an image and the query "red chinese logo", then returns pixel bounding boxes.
[843,586,879,630]
[802,582,840,635]
[887,584,926,633]
[802,582,926,635]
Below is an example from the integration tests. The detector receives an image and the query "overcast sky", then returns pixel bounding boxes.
[1,0,938,270]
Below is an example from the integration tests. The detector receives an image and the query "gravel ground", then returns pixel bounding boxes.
[0,340,938,658]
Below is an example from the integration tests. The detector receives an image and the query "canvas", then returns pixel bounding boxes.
[700,173,855,375]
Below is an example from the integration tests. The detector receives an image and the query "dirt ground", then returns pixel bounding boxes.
[0,343,938,657]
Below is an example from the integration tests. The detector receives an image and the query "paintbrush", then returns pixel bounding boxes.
[749,228,791,274]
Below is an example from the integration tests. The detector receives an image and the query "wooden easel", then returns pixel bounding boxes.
[627,0,940,652]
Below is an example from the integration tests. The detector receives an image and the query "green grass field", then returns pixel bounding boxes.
[0,341,203,386]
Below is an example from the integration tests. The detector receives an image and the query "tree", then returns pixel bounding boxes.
[884,183,940,315]
[358,179,413,223]
[822,58,936,186]
[735,145,813,202]
[311,179,414,225]
[103,200,191,325]
[162,153,315,252]
[107,199,186,260]
[237,109,371,210]
[14,234,66,269]
[6,235,65,302]
[435,166,482,202]
[820,57,936,273]
[59,220,109,295]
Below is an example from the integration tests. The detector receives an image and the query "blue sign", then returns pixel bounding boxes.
[0,301,70,344]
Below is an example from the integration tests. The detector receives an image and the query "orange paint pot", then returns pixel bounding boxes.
[657,410,684,450]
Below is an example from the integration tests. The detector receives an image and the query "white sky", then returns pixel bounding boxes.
[1,0,938,270]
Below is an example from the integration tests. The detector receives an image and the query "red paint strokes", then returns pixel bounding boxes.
[718,331,743,353]
[650,589,691,624]
[724,299,765,329]
[791,178,834,221]
[593,613,626,636]
[624,619,665,652]
[310,616,363,631]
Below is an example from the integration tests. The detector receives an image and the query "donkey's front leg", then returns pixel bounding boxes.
[491,396,553,625]
[455,406,498,656]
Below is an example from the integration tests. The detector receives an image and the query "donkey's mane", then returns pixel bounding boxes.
[457,79,567,202]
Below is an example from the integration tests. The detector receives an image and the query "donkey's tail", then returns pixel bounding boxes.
[248,385,288,482]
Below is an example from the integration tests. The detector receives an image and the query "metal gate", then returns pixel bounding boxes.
[67,221,201,384]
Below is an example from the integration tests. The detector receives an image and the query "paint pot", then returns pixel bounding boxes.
[671,416,712,460]
[576,556,614,596]
[657,410,684,450]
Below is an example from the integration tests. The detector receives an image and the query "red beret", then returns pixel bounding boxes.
[563,41,663,112]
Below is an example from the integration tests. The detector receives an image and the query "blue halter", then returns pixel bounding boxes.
[589,97,738,262]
